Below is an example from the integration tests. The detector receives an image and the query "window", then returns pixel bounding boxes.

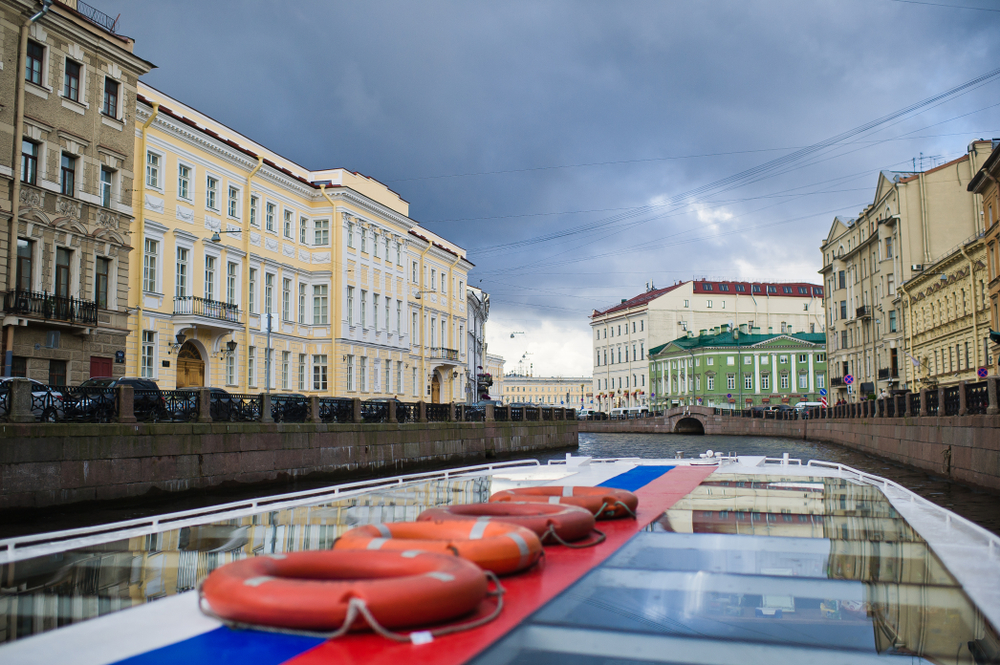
[313,355,328,390]
[816,353,826,362]
[42,359,62,387]
[178,165,191,200]
[703,284,713,291]
[360,357,368,392]
[60,154,76,196]
[385,298,391,332]
[361,228,367,253]
[298,284,306,324]
[21,141,38,184]
[141,331,155,378]
[431,268,437,290]
[228,186,239,218]
[227,262,238,305]
[817,374,826,389]
[707,357,714,366]
[282,278,291,321]
[347,221,355,248]
[248,268,257,313]
[248,347,256,387]
[780,374,789,390]
[143,239,158,292]
[413,312,419,343]
[175,248,189,297]
[707,375,715,391]
[761,374,770,390]
[397,242,403,265]
[412,262,418,283]
[707,300,713,308]
[385,359,392,393]
[397,361,403,394]
[727,374,736,390]
[26,40,44,85]
[102,77,119,117]
[95,257,111,309]
[745,375,752,390]
[798,354,807,363]
[250,196,259,227]
[298,354,306,390]
[313,285,329,324]
[798,374,808,389]
[396,301,402,333]
[300,217,308,244]
[100,167,114,207]
[373,232,379,258]
[267,202,277,232]
[347,355,355,391]
[347,286,355,326]
[779,355,788,364]
[205,256,216,301]
[63,59,80,101]
[441,272,446,293]
[146,152,160,188]
[373,294,380,329]
[360,290,367,327]
[314,219,329,245]
[206,176,218,210]
[727,356,735,366]
[278,208,288,237]
[226,351,236,385]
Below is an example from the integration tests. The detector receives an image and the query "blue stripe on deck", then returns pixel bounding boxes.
[597,466,675,492]
[112,626,324,665]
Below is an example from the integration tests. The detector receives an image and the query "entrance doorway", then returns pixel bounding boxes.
[431,373,441,403]
[177,342,205,387]
[89,356,112,378]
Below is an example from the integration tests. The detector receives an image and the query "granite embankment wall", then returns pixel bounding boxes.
[581,407,1000,492]
[0,420,577,511]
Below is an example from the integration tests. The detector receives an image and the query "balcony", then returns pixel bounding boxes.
[3,289,98,326]
[173,296,242,331]
[429,347,460,362]
[878,368,899,381]
[856,305,871,319]
[830,376,846,387]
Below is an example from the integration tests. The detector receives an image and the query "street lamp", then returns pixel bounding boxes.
[210,229,242,243]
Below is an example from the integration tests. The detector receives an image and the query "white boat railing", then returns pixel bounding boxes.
[806,459,1000,553]
[0,459,541,564]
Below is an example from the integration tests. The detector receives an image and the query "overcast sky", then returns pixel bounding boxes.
[101,0,1000,377]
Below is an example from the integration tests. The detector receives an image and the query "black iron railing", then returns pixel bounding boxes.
[76,1,120,34]
[272,394,309,423]
[464,406,485,422]
[966,381,988,415]
[856,305,871,318]
[227,394,262,422]
[397,402,418,423]
[510,406,524,422]
[318,397,353,423]
[174,296,241,323]
[524,407,539,421]
[943,386,960,416]
[429,347,459,362]
[426,403,450,422]
[908,392,919,415]
[885,398,895,418]
[361,400,389,423]
[4,289,98,325]
[61,386,117,422]
[494,406,509,422]
[926,390,939,416]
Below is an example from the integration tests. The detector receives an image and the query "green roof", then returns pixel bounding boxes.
[649,331,826,357]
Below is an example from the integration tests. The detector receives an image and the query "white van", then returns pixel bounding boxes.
[610,408,627,420]
[626,406,649,419]
[794,402,824,409]
[577,408,596,420]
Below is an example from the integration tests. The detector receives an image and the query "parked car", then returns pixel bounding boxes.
[69,377,164,421]
[272,393,309,423]
[0,377,63,422]
[577,408,597,419]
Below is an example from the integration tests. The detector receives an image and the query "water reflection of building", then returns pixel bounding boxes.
[0,477,488,643]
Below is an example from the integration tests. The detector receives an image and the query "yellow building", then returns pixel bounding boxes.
[968,140,1000,371]
[502,374,592,409]
[129,83,472,401]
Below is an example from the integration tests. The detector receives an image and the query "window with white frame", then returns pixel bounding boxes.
[313,284,328,324]
[266,202,276,232]
[359,356,367,392]
[396,242,402,265]
[146,151,160,189]
[361,228,367,253]
[373,231,379,258]
[385,299,390,332]
[346,355,355,391]
[141,331,155,378]
[282,278,291,321]
[780,374,789,390]
[396,301,402,333]
[431,268,437,290]
[143,239,158,292]
[206,176,219,210]
[282,209,292,236]
[412,368,418,396]
[250,196,259,227]
[314,219,329,246]
[226,262,238,305]
[264,273,274,314]
[744,375,752,390]
[347,221,355,248]
[412,312,418,343]
[300,216,308,244]
[727,374,736,390]
[225,351,236,385]
[313,355,328,390]
[298,354,306,390]
[204,256,216,301]
[281,351,290,389]
[248,347,256,387]
[396,361,403,395]
[707,375,715,391]
[178,164,191,200]
[248,268,257,314]
[412,261,418,283]
[373,294,380,329]
[779,355,788,364]
[228,186,239,218]
[298,284,306,324]
[817,374,825,389]
[385,359,392,393]
[175,248,189,298]
[360,290,367,328]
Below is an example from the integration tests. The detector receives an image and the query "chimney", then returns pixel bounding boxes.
[699,329,708,336]
[721,324,730,334]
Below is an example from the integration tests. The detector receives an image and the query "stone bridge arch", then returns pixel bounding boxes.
[662,405,714,435]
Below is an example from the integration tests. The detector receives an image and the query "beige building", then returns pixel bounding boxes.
[591,280,824,411]
[819,140,994,401]
[485,352,505,401]
[502,374,591,410]
[896,236,988,389]
[967,139,1000,370]
[1,0,153,383]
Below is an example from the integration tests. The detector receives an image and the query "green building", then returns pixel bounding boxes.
[648,325,827,410]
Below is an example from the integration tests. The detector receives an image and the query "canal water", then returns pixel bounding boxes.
[1,432,997,538]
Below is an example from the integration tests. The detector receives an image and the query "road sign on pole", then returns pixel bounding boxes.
[844,374,854,385]
[819,388,827,396]
[978,367,988,379]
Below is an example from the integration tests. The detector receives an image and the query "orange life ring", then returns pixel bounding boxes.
[417,502,595,543]
[334,519,543,575]
[200,549,487,631]
[489,486,639,519]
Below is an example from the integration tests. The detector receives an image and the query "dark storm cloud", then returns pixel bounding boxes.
[100,0,1000,371]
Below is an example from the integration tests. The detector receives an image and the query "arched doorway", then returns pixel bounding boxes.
[431,373,441,403]
[177,342,205,388]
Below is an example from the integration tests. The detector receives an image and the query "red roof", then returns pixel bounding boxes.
[592,279,823,318]
[591,282,685,317]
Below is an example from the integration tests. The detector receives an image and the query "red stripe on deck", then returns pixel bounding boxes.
[284,465,716,665]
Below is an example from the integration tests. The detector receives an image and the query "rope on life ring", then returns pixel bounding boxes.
[417,502,597,545]
[198,549,493,638]
[489,486,639,520]
[334,519,543,575]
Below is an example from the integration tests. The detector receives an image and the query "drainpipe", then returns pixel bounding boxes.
[130,101,160,373]
[240,156,263,392]
[4,0,52,377]
[319,184,339,396]
[960,244,979,371]
[898,284,913,388]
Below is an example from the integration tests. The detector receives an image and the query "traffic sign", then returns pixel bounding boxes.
[819,388,827,396]
[978,367,989,379]
[726,393,732,399]
[844,374,854,385]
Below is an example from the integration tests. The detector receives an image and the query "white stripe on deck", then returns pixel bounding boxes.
[0,590,218,665]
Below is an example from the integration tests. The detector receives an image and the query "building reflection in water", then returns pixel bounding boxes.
[643,474,1000,664]
[0,476,490,644]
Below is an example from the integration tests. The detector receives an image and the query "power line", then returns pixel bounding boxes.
[888,0,1000,12]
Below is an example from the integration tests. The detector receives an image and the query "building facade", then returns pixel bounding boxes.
[591,280,824,412]
[501,374,591,409]
[820,140,994,401]
[130,83,473,401]
[1,0,152,383]
[466,285,489,402]
[968,140,1000,370]
[647,327,827,410]
[485,353,505,401]
[896,236,988,389]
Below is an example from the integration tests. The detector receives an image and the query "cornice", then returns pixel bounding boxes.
[329,190,414,232]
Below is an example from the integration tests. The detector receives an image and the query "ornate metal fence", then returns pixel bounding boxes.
[228,394,262,422]
[272,395,309,423]
[28,388,63,421]
[885,398,895,418]
[926,390,939,416]
[464,406,485,422]
[132,389,168,422]
[494,406,509,422]
[943,386,960,416]
[966,381,988,415]
[61,386,117,422]
[908,393,920,415]
[510,406,524,422]
[318,397,353,423]
[361,400,389,423]
[425,403,450,422]
[541,408,553,421]
[524,407,539,421]
[0,387,9,421]
[397,402,418,423]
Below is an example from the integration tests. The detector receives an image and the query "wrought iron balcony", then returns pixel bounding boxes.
[856,305,871,319]
[830,376,845,387]
[173,296,241,323]
[878,368,899,380]
[429,347,460,362]
[3,289,98,325]
[76,1,120,34]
